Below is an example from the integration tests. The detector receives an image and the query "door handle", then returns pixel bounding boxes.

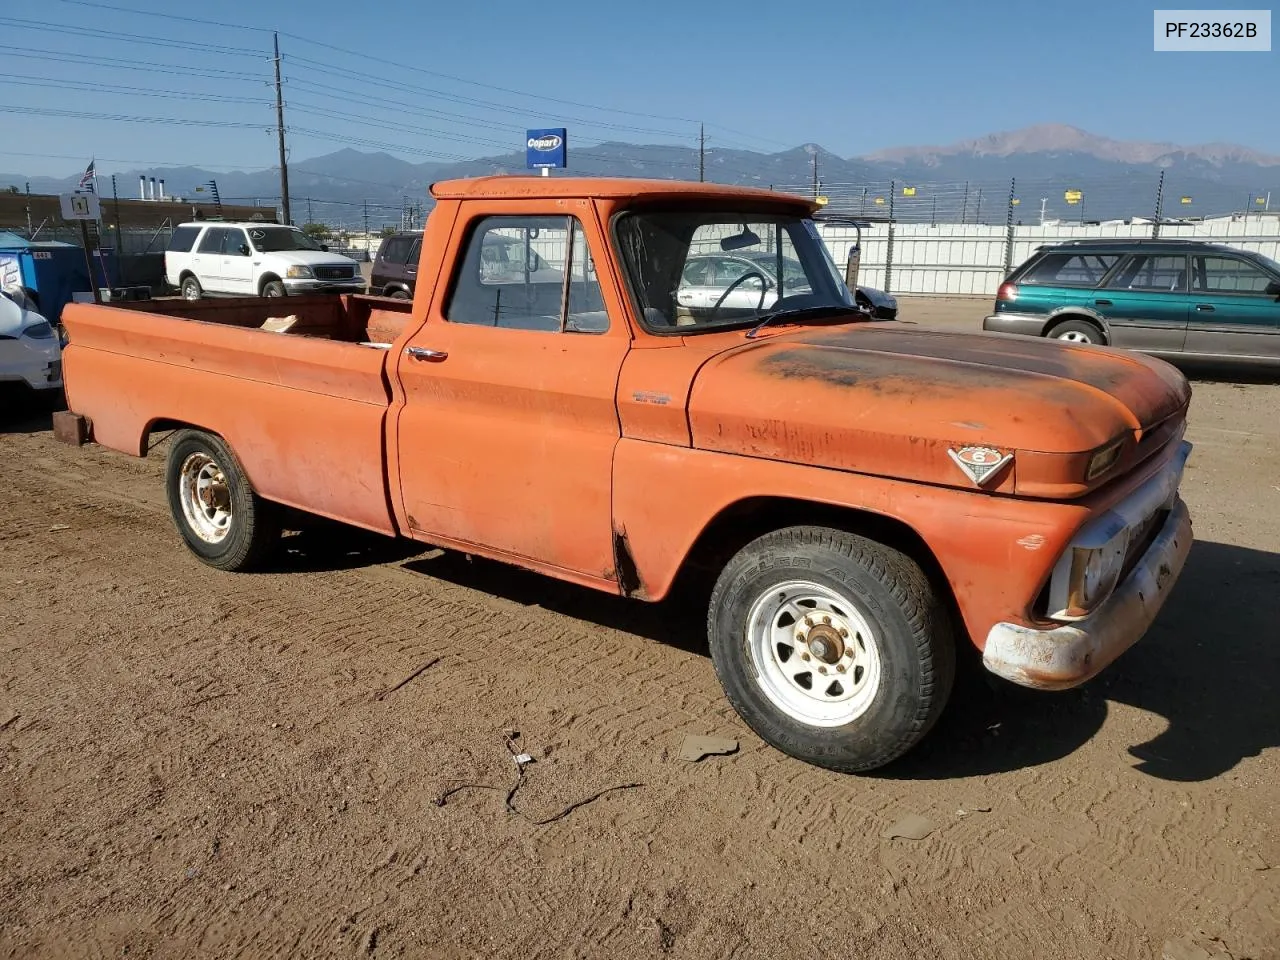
[1195,303,1215,312]
[406,346,448,361]
[1094,299,1112,306]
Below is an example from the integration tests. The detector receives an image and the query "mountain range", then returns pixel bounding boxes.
[5,125,1277,228]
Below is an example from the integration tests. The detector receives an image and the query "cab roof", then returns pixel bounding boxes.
[428,175,816,208]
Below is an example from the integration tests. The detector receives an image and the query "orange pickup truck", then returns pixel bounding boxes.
[57,177,1194,773]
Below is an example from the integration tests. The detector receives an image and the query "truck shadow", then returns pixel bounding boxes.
[876,539,1279,783]
[276,525,1276,784]
[1172,359,1280,385]
[0,386,63,434]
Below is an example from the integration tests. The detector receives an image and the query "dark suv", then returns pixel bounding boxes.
[368,232,421,299]
[984,239,1280,363]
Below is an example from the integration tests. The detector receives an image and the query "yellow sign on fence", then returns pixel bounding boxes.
[902,186,916,196]
[1064,189,1082,204]
[1180,196,1193,204]
[874,197,886,205]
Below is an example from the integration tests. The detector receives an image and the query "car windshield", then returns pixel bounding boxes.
[1250,251,1280,277]
[615,211,856,333]
[246,226,325,252]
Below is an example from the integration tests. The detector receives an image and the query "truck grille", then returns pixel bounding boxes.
[315,266,355,280]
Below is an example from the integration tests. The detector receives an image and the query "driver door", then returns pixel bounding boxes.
[220,228,256,296]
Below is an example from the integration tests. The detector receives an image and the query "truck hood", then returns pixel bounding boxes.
[264,250,358,269]
[687,325,1190,498]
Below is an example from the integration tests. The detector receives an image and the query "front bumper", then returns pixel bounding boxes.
[0,340,63,391]
[983,312,1047,336]
[982,496,1192,690]
[282,278,367,294]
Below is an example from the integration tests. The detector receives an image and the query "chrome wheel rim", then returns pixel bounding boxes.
[1057,330,1092,343]
[179,452,232,544]
[182,281,200,300]
[745,580,882,727]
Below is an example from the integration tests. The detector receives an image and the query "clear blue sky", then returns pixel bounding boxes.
[3,0,1278,180]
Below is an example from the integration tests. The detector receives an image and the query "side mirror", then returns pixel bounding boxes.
[1267,279,1280,296]
[239,243,251,256]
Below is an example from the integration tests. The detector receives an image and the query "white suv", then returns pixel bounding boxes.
[165,221,366,299]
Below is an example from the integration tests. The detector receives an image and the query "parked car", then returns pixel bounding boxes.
[984,239,1280,362]
[370,230,560,299]
[165,222,366,299]
[58,176,1193,775]
[0,284,62,397]
[677,250,897,320]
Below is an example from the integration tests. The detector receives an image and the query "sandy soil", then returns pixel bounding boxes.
[1,300,1277,959]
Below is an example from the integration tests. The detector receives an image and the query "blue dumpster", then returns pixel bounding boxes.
[0,232,118,324]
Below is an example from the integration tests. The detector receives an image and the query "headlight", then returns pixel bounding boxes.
[1086,439,1125,481]
[1047,530,1128,621]
[21,320,54,339]
[286,266,314,279]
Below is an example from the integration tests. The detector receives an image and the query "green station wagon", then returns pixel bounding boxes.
[983,239,1280,363]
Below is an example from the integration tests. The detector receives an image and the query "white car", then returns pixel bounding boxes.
[165,222,366,299]
[0,286,62,394]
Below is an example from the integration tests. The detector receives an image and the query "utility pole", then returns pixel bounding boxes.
[811,152,819,199]
[974,188,983,224]
[1039,198,1048,225]
[698,123,705,182]
[961,181,970,224]
[110,175,125,284]
[1152,169,1165,238]
[24,182,31,236]
[1003,178,1017,275]
[307,197,314,224]
[273,32,291,225]
[363,199,369,238]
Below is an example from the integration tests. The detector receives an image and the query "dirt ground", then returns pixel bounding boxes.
[2,298,1277,960]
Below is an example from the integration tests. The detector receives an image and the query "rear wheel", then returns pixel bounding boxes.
[165,430,280,571]
[708,526,955,773]
[1046,317,1104,345]
[180,275,203,300]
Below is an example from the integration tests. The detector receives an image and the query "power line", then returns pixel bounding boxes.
[0,73,272,106]
[1,15,264,57]
[0,103,272,129]
[0,45,267,82]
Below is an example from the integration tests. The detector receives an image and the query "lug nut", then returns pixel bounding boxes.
[800,653,810,661]
[822,616,831,625]
[804,616,815,627]
[819,666,828,674]
[839,628,849,638]
[837,665,846,673]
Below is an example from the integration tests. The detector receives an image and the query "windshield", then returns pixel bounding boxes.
[615,211,856,333]
[247,226,325,253]
[1251,251,1280,277]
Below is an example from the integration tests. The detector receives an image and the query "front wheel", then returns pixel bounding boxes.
[708,526,955,773]
[261,280,286,298]
[165,430,280,571]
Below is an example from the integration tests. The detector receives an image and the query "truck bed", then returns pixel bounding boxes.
[59,294,416,535]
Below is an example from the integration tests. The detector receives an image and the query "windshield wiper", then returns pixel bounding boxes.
[745,305,857,339]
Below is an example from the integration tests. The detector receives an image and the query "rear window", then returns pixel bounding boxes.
[1019,251,1121,286]
[167,226,202,253]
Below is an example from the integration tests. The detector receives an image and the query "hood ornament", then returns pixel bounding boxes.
[948,446,1013,486]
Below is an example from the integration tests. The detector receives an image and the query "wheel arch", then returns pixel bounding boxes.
[659,495,963,636]
[257,272,283,295]
[1040,308,1110,342]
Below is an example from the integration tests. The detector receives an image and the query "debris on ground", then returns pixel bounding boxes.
[883,814,937,841]
[48,524,71,532]
[1161,930,1235,960]
[434,733,642,826]
[956,803,993,817]
[677,735,739,762]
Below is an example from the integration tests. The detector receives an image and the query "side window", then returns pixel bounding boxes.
[195,228,224,254]
[682,259,712,285]
[1020,252,1121,286]
[167,226,201,253]
[1107,254,1186,292]
[1194,256,1275,295]
[406,238,422,270]
[227,229,249,256]
[445,216,608,334]
[380,238,410,264]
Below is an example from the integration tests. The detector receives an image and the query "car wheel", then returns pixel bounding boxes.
[388,288,411,300]
[181,276,203,300]
[1046,317,1105,345]
[262,280,286,298]
[165,430,281,572]
[708,526,955,773]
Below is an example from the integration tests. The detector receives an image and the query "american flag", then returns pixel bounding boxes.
[78,159,96,193]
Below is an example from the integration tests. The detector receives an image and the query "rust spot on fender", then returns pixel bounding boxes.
[612,525,645,599]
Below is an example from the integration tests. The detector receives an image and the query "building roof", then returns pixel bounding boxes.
[0,231,77,249]
[428,176,815,207]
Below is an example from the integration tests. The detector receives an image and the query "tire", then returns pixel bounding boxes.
[708,526,955,773]
[180,275,203,300]
[165,430,280,572]
[1046,317,1104,345]
[388,288,411,300]
[261,279,286,298]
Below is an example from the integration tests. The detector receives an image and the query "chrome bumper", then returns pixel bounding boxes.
[983,478,1193,690]
[982,312,1047,336]
[283,278,366,294]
